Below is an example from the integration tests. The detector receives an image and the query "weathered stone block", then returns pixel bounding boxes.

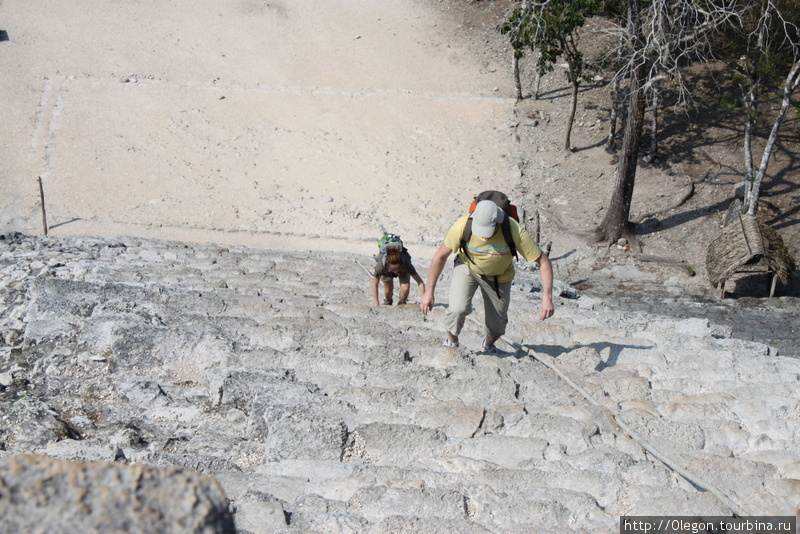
[343,423,446,467]
[409,401,484,438]
[261,405,349,462]
[451,435,547,469]
[0,454,235,533]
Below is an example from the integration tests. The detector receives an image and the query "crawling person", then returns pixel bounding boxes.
[372,246,426,306]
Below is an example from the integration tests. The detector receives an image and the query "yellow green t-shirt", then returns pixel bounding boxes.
[444,215,541,283]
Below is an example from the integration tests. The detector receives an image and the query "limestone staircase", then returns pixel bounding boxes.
[1,233,798,533]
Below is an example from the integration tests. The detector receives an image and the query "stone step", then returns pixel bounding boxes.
[1,233,799,532]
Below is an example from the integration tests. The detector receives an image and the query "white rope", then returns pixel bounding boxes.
[355,259,373,277]
[473,317,751,517]
[367,261,751,517]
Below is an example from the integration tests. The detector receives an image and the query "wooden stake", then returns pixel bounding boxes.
[38,176,48,236]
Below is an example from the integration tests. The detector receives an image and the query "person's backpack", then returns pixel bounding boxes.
[468,190,519,223]
[460,190,519,261]
[378,227,403,254]
[377,227,405,268]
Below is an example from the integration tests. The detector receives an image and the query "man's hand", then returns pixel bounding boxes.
[535,253,554,321]
[420,290,435,315]
[420,244,452,316]
[539,297,554,321]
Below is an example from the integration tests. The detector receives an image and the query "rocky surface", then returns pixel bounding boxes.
[546,242,800,360]
[2,1,798,531]
[0,454,235,534]
[1,232,799,533]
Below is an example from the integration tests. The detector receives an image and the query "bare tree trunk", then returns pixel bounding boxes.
[513,53,523,101]
[530,47,543,100]
[743,0,770,209]
[598,59,647,242]
[606,76,621,151]
[746,59,800,215]
[606,47,623,151]
[565,80,579,151]
[644,86,659,163]
[742,77,756,209]
[596,0,646,243]
[38,176,48,236]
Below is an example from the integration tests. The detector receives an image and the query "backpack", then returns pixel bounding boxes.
[378,228,403,254]
[468,190,519,223]
[460,190,519,262]
[377,228,405,268]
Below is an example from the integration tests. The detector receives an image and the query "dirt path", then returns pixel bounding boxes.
[0,0,517,257]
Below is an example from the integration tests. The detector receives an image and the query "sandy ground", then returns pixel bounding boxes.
[1,0,521,259]
[2,0,798,298]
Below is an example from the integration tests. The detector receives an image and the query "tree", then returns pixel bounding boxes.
[730,0,800,216]
[593,0,743,244]
[534,0,600,151]
[499,0,599,149]
[544,0,600,151]
[745,58,800,215]
[498,1,536,101]
[595,0,646,243]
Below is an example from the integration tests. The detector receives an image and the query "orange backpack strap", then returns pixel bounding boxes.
[470,191,518,221]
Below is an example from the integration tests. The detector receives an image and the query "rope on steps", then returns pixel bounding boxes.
[492,329,751,518]
[355,259,750,517]
[355,259,373,277]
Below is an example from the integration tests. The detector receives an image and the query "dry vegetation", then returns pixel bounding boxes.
[448,0,800,297]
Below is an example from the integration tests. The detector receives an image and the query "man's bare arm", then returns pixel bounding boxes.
[536,253,554,320]
[420,244,452,315]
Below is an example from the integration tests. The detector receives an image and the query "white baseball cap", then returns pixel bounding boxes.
[471,200,504,238]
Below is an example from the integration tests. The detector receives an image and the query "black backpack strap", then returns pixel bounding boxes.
[484,275,501,299]
[460,216,518,262]
[500,217,517,260]
[459,217,474,263]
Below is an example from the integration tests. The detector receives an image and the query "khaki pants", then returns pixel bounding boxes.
[445,261,512,339]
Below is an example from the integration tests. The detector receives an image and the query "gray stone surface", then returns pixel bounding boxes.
[1,233,799,532]
[0,453,235,534]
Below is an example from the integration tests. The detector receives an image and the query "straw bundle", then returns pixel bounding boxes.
[705,215,796,289]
